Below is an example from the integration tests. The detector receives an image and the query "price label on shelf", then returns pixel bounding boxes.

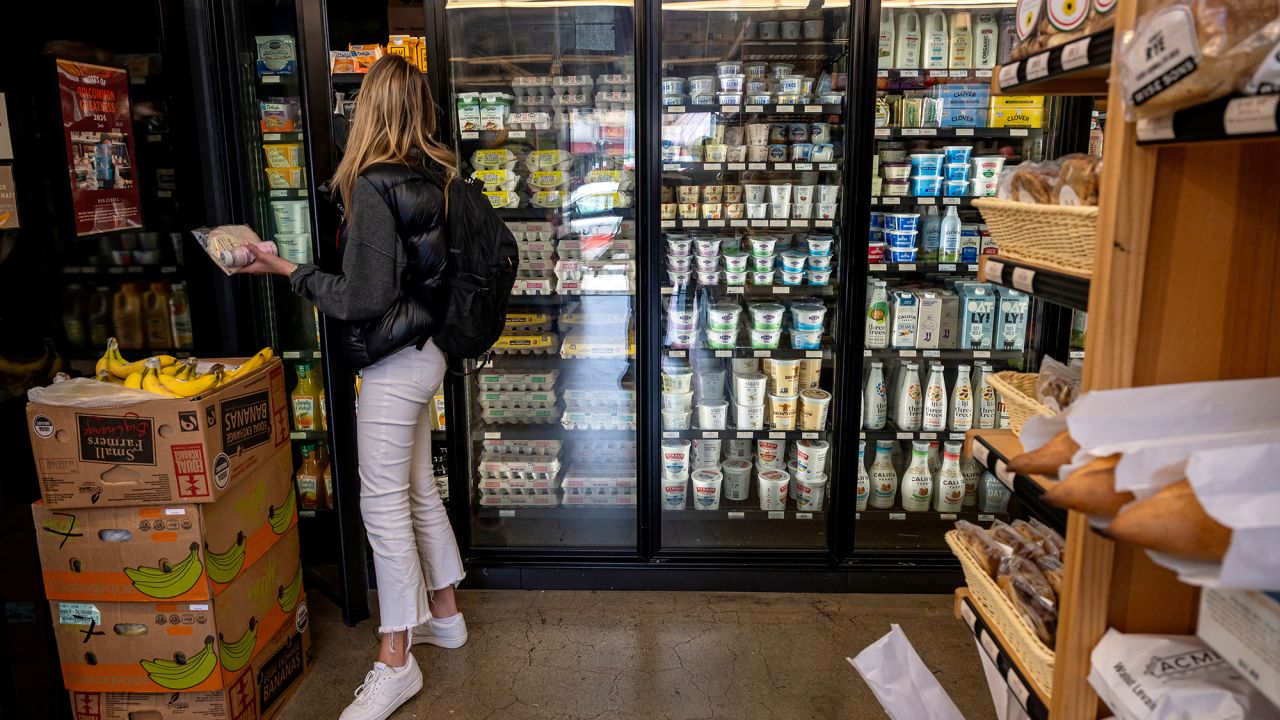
[972,441,990,467]
[484,432,502,440]
[899,70,918,78]
[1011,267,1036,292]
[772,286,790,294]
[702,431,719,439]
[1136,114,1176,142]
[900,263,917,271]
[877,70,888,77]
[921,432,937,440]
[995,460,1015,487]
[728,163,746,170]
[751,219,768,227]
[704,163,723,171]
[745,105,764,113]
[875,128,890,137]
[509,130,527,139]
[979,629,1000,663]
[754,350,771,358]
[923,350,941,357]
[663,164,680,171]
[955,129,975,136]
[715,350,732,358]
[774,162,792,171]
[960,601,977,631]
[802,432,818,440]
[720,106,736,114]
[968,264,979,272]
[796,512,814,520]
[939,264,957,271]
[950,433,965,441]
[670,106,685,113]
[999,62,1020,89]
[660,220,676,228]
[663,431,678,438]
[975,69,993,78]
[979,514,995,522]
[1010,129,1029,137]
[263,133,282,141]
[870,263,886,271]
[863,349,872,357]
[461,131,479,139]
[768,511,785,520]
[499,509,516,517]
[793,163,813,171]
[1026,53,1050,81]
[818,163,837,171]
[898,349,917,357]
[917,197,936,205]
[680,220,698,228]
[940,513,957,521]
[748,162,767,170]
[262,75,282,84]
[776,105,795,113]
[661,287,674,295]
[769,431,784,439]
[730,220,747,227]
[670,350,686,358]
[1224,95,1280,136]
[1061,36,1092,70]
[943,197,961,205]
[804,105,822,113]
[902,128,937,136]
[983,259,1005,283]
[1007,670,1031,708]
[974,350,991,358]
[815,219,833,227]
[927,70,949,78]
[737,432,753,439]
[769,220,789,228]
[728,511,745,519]
[726,286,743,293]
[896,432,913,440]
[890,513,907,520]
[706,220,725,227]
[805,351,822,359]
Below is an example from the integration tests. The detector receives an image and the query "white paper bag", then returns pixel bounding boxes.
[849,624,966,720]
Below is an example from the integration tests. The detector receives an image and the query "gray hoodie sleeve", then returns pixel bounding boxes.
[289,177,403,322]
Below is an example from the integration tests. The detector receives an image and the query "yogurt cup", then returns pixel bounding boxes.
[662,477,688,510]
[677,185,701,203]
[746,203,769,219]
[668,255,692,272]
[970,178,997,197]
[702,203,723,219]
[669,270,692,287]
[750,327,781,349]
[733,372,767,406]
[694,254,719,272]
[693,438,721,460]
[696,269,721,285]
[909,153,945,177]
[780,269,805,286]
[768,144,788,162]
[718,93,742,106]
[705,144,728,162]
[790,143,812,161]
[679,202,700,219]
[756,438,786,466]
[667,307,697,327]
[743,184,768,203]
[748,302,785,330]
[789,123,811,143]
[735,402,765,430]
[746,79,769,94]
[945,180,969,197]
[768,184,792,204]
[666,236,692,255]
[883,213,920,231]
[751,254,775,272]
[769,202,791,219]
[701,185,724,203]
[805,268,832,285]
[943,145,973,166]
[910,176,943,197]
[815,203,839,220]
[745,63,769,77]
[879,148,908,164]
[787,459,808,484]
[661,439,692,477]
[725,270,747,285]
[722,250,749,272]
[790,301,826,331]
[662,408,691,430]
[881,162,911,180]
[688,75,715,94]
[747,93,773,105]
[721,460,752,501]
[750,270,775,285]
[757,470,790,511]
[662,389,694,412]
[770,63,795,80]
[725,203,745,219]
[792,185,815,204]
[807,236,834,256]
[806,254,832,270]
[889,247,918,263]
[660,77,685,95]
[696,368,727,400]
[868,243,888,262]
[791,203,812,219]
[696,400,729,429]
[691,468,724,510]
[661,367,693,392]
[707,301,743,330]
[779,251,808,271]
[779,74,804,94]
[692,454,720,470]
[816,185,840,204]
[795,439,830,473]
[799,359,821,390]
[706,328,738,350]
[971,155,1005,181]
[719,71,745,90]
[790,328,821,349]
[748,235,777,256]
[884,229,917,248]
[726,438,753,458]
[884,179,910,196]
[798,389,832,431]
[811,144,835,162]
[794,472,828,511]
[745,125,770,146]
[945,163,971,182]
[661,203,678,219]
[715,61,742,77]
[768,358,802,395]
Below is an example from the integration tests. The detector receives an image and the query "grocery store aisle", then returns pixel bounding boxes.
[282,590,993,720]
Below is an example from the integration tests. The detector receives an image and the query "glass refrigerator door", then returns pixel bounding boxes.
[856,1,1051,551]
[655,2,852,549]
[443,3,639,548]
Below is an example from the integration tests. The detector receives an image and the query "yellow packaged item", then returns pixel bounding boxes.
[483,190,520,209]
[263,143,303,168]
[991,107,1044,128]
[330,51,356,74]
[264,166,304,189]
[350,49,382,73]
[527,170,569,190]
[524,149,573,170]
[471,147,517,170]
[472,168,518,191]
[387,35,427,71]
[530,190,569,209]
[990,95,1045,109]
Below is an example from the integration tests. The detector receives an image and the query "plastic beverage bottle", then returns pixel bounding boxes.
[112,283,145,350]
[878,9,897,69]
[866,281,890,349]
[923,11,949,69]
[869,440,899,509]
[974,13,1000,69]
[996,11,1018,66]
[935,442,965,512]
[857,441,870,511]
[901,441,933,512]
[922,363,948,431]
[950,364,973,431]
[979,470,1012,513]
[62,283,88,347]
[927,441,942,478]
[921,207,942,261]
[296,444,322,511]
[314,444,333,509]
[143,282,174,349]
[975,365,997,429]
[168,282,195,351]
[939,207,962,263]
[292,362,320,431]
[88,286,112,347]
[960,453,982,507]
[864,361,888,430]
[318,380,328,431]
[893,362,923,430]
[894,11,922,69]
[949,12,973,69]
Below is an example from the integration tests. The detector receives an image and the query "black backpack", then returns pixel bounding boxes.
[432,176,519,365]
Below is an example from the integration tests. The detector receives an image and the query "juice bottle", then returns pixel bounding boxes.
[88,286,112,347]
[318,380,328,431]
[295,444,321,510]
[62,283,88,347]
[315,445,333,509]
[143,282,174,349]
[112,283,144,350]
[292,362,319,431]
[169,282,195,350]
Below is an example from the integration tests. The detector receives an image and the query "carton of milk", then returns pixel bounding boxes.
[959,224,982,264]
[996,287,1029,351]
[938,290,960,349]
[957,282,996,349]
[980,224,999,255]
[915,291,943,349]
[890,290,919,349]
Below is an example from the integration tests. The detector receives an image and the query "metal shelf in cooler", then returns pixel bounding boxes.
[660,218,837,231]
[860,428,972,442]
[872,196,973,208]
[662,429,828,441]
[662,507,825,521]
[666,346,831,360]
[661,161,841,173]
[661,284,836,298]
[868,262,979,274]
[877,69,994,82]
[663,104,843,117]
[862,348,1024,361]
[873,127,1041,140]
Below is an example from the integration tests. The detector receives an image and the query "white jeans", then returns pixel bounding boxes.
[356,340,464,633]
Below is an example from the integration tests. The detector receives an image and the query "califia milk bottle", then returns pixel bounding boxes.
[901,441,933,512]
[949,364,973,431]
[922,363,948,431]
[960,452,982,507]
[870,440,899,509]
[857,441,870,511]
[935,441,965,512]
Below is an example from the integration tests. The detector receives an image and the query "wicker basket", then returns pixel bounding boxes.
[971,198,1097,274]
[989,371,1055,438]
[946,530,1056,696]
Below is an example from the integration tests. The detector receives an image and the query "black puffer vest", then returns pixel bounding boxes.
[334,161,449,369]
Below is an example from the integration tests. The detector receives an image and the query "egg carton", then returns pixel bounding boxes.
[560,464,638,489]
[595,74,633,90]
[491,332,559,354]
[476,475,559,491]
[476,370,558,392]
[559,302,631,329]
[560,489,637,506]
[481,407,560,424]
[561,411,636,431]
[518,258,556,277]
[502,310,554,334]
[508,112,553,130]
[561,388,636,410]
[478,490,560,508]
[565,440,638,461]
[482,438,562,456]
[478,390,558,410]
[507,221,556,243]
[560,335,635,359]
[594,91,634,105]
[554,258,635,281]
[476,456,561,486]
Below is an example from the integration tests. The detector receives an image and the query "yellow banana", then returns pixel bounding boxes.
[95,339,115,376]
[124,542,204,599]
[160,363,182,376]
[218,617,257,672]
[124,370,145,390]
[225,347,273,380]
[277,566,303,614]
[141,359,179,398]
[109,345,177,379]
[177,358,199,380]
[158,365,224,398]
[141,636,218,690]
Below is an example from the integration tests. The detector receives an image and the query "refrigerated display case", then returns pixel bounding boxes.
[440,2,642,550]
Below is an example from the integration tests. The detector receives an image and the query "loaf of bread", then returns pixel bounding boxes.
[1036,555,1065,597]
[1057,154,1100,206]
[1009,429,1080,476]
[1107,479,1233,561]
[1042,454,1133,516]
[955,520,1009,576]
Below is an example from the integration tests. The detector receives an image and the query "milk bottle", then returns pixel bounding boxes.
[869,440,899,509]
[895,11,922,69]
[935,442,965,512]
[879,9,897,69]
[864,361,888,430]
[857,441,870,511]
[939,206,962,262]
[920,207,942,261]
[923,11,949,69]
[893,362,923,431]
[949,11,973,69]
[901,441,933,512]
[866,281,890,349]
[949,364,973,431]
[974,13,1000,69]
[922,363,948,431]
[975,364,997,429]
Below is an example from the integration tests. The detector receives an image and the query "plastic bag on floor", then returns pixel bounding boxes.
[849,624,965,720]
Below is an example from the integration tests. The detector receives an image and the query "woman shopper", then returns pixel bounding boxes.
[241,54,465,720]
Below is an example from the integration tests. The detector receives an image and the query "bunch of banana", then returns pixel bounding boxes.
[268,486,297,535]
[205,531,247,585]
[124,542,204,599]
[156,359,225,398]
[140,636,218,690]
[224,347,274,381]
[99,338,177,380]
[277,566,304,614]
[218,617,258,673]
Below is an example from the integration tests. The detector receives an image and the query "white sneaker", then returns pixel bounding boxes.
[339,652,423,720]
[411,613,468,649]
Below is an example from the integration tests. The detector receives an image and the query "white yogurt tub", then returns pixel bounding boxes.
[780,270,805,286]
[694,237,722,257]
[694,255,719,272]
[748,302,785,330]
[748,235,777,256]
[725,270,747,286]
[749,270,775,285]
[790,329,822,349]
[667,255,692,273]
[806,254,832,270]
[806,268,832,286]
[722,250,750,272]
[706,328,738,350]
[789,301,826,331]
[721,460,752,501]
[707,302,743,330]
[666,236,692,255]
[750,327,782,349]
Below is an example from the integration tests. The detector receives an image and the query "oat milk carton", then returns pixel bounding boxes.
[995,287,1029,351]
[957,282,995,349]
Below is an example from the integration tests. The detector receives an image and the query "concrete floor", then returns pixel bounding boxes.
[281,590,995,720]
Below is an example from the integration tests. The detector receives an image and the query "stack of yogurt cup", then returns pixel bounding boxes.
[730,359,769,430]
[660,437,691,509]
[941,145,972,198]
[756,437,790,511]
[661,361,694,430]
[881,212,920,264]
[787,439,830,511]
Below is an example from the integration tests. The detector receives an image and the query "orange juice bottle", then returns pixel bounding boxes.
[295,443,321,510]
[291,362,319,431]
[315,445,333,509]
[318,380,328,431]
[143,282,174,349]
[112,283,144,350]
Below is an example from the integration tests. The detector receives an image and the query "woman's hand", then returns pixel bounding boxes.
[237,245,299,277]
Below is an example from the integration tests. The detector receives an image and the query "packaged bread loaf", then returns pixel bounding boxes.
[954,520,1011,577]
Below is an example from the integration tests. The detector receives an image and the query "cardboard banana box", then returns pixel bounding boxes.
[32,443,295,603]
[52,527,303,694]
[27,358,289,509]
[69,590,311,720]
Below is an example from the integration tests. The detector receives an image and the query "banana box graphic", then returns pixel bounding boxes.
[32,443,295,602]
[27,356,287,509]
[52,527,302,693]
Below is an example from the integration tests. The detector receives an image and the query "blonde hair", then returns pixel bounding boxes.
[332,54,457,211]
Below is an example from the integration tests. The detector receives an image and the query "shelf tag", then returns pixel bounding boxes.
[940,513,957,521]
[1026,53,1050,81]
[921,432,937,440]
[902,128,937,136]
[663,163,680,171]
[670,106,686,113]
[727,286,744,293]
[923,350,941,358]
[1136,114,1176,142]
[1061,36,1092,70]
[669,350,686,358]
[968,264,979,272]
[1011,267,1036,292]
[900,263,916,271]
[730,219,747,227]
[262,75,281,84]
[863,349,872,357]
[979,629,1000,663]
[875,128,890,137]
[263,133,282,141]
[899,70,918,78]
[998,62,1020,89]
[927,70,949,78]
[979,514,995,522]
[793,163,813,171]
[774,162,792,171]
[776,105,794,113]
[804,105,822,113]
[484,432,501,439]
[939,264,957,271]
[796,512,814,520]
[960,600,977,631]
[768,511,785,520]
[663,431,678,438]
[748,162,767,170]
[702,431,719,439]
[461,131,479,139]
[769,220,789,227]
[754,350,771,358]
[972,441,990,467]
[994,459,1015,488]
[950,433,965,440]
[975,69,993,78]
[706,220,725,227]
[715,350,732,358]
[877,70,888,77]
[728,511,745,519]
[973,350,991,358]
[509,130,527,138]
[984,259,1005,283]
[881,196,901,205]
[898,349,918,357]
[815,219,833,227]
[818,163,837,171]
[728,162,746,170]
[772,286,791,294]
[737,432,753,439]
[661,287,674,295]
[802,432,818,439]
[769,431,784,439]
[681,220,699,227]
[1007,670,1031,708]
[704,163,723,170]
[745,105,764,113]
[942,197,961,205]
[660,220,676,228]
[720,106,736,114]
[917,197,936,204]
[751,219,768,227]
[805,351,822,359]
[896,432,913,440]
[1224,95,1280,136]
[499,509,516,517]
[955,128,975,136]
[890,512,907,520]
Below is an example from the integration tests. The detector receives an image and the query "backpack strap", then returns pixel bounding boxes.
[443,176,453,221]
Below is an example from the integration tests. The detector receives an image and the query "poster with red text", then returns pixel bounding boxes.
[56,60,142,236]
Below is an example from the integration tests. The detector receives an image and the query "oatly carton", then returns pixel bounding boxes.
[956,282,996,350]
